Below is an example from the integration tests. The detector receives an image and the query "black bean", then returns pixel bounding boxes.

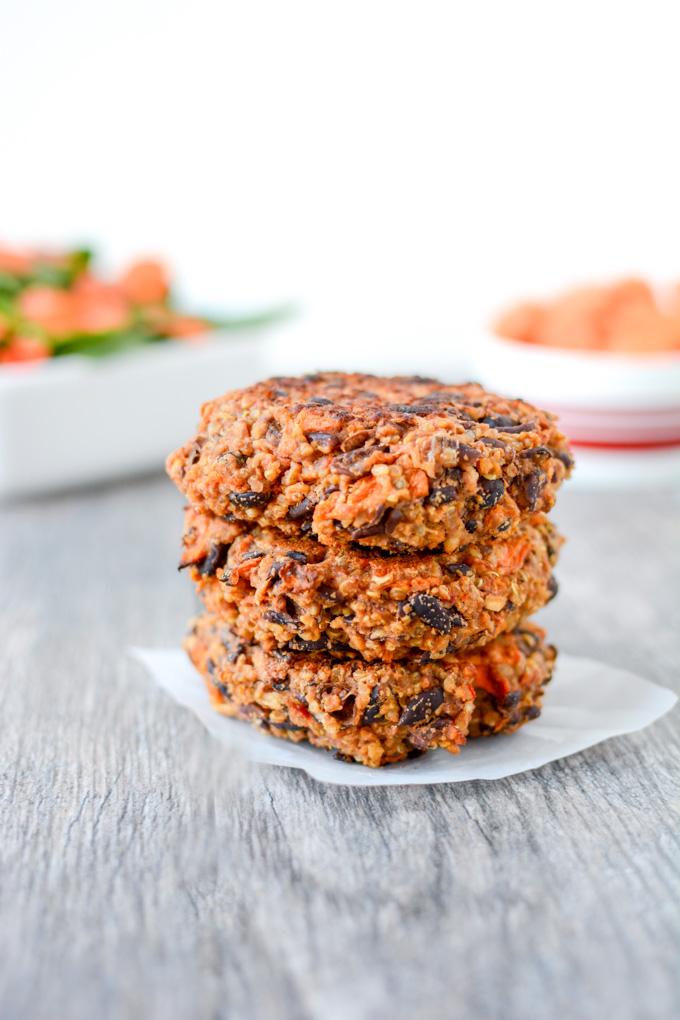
[399,686,445,725]
[305,396,334,406]
[333,752,355,762]
[481,414,536,433]
[525,706,541,720]
[405,593,465,634]
[340,429,372,452]
[497,520,511,533]
[323,484,340,496]
[287,497,315,520]
[220,512,238,522]
[383,508,404,534]
[268,720,305,732]
[479,477,505,509]
[350,523,381,539]
[521,445,552,460]
[454,442,482,463]
[361,685,383,724]
[229,490,270,509]
[522,470,547,510]
[263,610,297,629]
[177,555,205,572]
[428,485,458,506]
[332,444,384,477]
[445,562,472,576]
[480,436,507,448]
[286,636,328,652]
[272,681,289,691]
[465,519,479,533]
[504,422,536,434]
[350,515,387,539]
[553,448,575,470]
[286,550,308,564]
[240,549,264,562]
[305,431,340,451]
[547,575,559,601]
[348,505,387,539]
[503,690,521,708]
[199,542,230,576]
[481,413,517,428]
[214,680,231,700]
[387,403,437,415]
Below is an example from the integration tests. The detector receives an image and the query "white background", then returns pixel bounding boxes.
[3,0,680,374]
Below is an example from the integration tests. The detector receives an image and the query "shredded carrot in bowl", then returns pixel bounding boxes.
[495,278,680,354]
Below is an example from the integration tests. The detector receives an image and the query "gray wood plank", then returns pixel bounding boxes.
[1,477,678,1020]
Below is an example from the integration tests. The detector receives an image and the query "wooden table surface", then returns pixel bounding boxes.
[1,476,679,1020]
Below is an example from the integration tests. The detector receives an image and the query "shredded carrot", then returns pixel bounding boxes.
[496,277,680,353]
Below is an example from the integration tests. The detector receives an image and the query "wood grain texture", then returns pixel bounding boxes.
[1,476,679,1020]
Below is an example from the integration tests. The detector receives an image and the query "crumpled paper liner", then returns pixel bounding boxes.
[131,648,677,787]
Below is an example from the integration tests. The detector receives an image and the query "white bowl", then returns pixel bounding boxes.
[0,331,271,499]
[473,332,680,489]
[475,331,680,409]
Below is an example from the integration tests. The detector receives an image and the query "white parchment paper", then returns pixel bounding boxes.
[130,648,677,786]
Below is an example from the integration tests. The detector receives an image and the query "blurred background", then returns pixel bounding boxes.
[2,0,680,494]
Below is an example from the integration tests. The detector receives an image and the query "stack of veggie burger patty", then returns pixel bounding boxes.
[167,371,572,767]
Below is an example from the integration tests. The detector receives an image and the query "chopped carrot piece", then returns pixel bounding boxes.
[494,302,544,344]
[539,287,609,349]
[407,468,430,500]
[0,336,50,363]
[607,306,680,352]
[493,537,531,574]
[119,259,169,305]
[18,286,76,337]
[0,247,31,274]
[73,285,130,333]
[165,315,210,338]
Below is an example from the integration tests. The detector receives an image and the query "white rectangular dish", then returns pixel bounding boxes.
[0,331,270,498]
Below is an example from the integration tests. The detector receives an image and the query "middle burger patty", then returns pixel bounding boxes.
[181,507,562,662]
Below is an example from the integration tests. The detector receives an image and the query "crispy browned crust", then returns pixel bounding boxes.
[184,614,554,767]
[167,372,573,553]
[182,506,563,662]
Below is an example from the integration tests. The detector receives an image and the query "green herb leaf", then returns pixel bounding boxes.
[51,327,153,358]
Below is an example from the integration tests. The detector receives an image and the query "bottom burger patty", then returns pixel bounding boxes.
[184,614,555,767]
